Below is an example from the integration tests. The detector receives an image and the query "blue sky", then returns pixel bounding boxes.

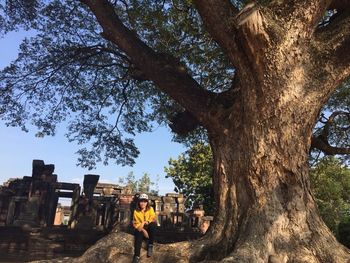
[0,30,185,194]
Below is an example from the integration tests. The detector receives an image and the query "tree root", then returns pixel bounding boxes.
[30,227,350,263]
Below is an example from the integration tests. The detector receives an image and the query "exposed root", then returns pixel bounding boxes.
[31,230,191,263]
[30,224,350,263]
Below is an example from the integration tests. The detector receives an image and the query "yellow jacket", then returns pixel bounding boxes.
[133,206,156,230]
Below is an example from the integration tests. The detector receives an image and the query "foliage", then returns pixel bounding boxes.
[0,0,39,35]
[309,157,350,238]
[0,0,233,168]
[165,143,214,214]
[0,1,349,168]
[118,171,159,195]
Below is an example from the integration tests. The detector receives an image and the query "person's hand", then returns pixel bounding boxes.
[142,229,149,239]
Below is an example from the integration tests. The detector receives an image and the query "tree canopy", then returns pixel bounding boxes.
[1,0,349,168]
[0,0,231,168]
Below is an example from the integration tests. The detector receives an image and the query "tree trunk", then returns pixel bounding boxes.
[190,81,350,262]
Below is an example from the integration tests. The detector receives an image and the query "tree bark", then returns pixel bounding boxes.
[191,108,350,262]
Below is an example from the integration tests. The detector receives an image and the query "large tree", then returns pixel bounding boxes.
[1,0,350,262]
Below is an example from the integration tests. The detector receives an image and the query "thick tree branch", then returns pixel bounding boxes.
[311,111,350,155]
[80,0,214,124]
[268,0,333,37]
[194,0,285,90]
[311,136,350,155]
[193,0,243,68]
[312,9,350,90]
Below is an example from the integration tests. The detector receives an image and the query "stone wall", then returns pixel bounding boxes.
[0,226,105,262]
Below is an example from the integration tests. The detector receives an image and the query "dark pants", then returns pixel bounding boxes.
[134,222,156,257]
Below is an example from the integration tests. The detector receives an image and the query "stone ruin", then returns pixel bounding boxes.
[0,160,213,261]
[0,160,80,228]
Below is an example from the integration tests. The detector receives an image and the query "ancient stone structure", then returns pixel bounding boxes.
[0,160,80,228]
[0,159,212,261]
[69,175,124,230]
[0,160,212,231]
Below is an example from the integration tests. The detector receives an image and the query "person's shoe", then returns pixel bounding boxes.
[147,244,153,257]
[132,255,140,263]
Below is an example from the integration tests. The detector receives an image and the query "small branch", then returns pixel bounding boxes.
[320,111,349,139]
[114,79,130,136]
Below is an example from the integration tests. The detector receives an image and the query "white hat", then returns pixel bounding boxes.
[139,193,149,200]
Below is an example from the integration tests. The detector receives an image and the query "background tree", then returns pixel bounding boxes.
[165,143,215,214]
[1,0,350,262]
[137,172,159,195]
[118,171,159,195]
[118,171,138,193]
[310,156,350,238]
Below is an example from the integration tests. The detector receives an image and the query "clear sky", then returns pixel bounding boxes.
[0,30,185,194]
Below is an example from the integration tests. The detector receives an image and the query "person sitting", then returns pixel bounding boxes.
[132,193,156,263]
